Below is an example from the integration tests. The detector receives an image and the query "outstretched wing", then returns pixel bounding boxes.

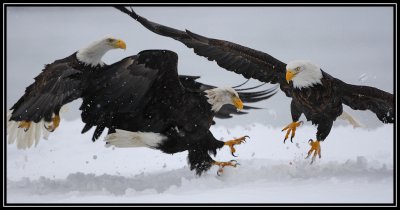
[115,7,292,97]
[10,62,83,122]
[179,75,278,119]
[80,50,182,141]
[334,78,394,123]
[117,7,394,126]
[8,58,84,149]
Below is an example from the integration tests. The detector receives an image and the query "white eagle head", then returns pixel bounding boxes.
[286,60,323,89]
[204,87,243,112]
[77,36,126,67]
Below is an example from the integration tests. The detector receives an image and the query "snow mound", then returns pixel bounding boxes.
[8,157,391,194]
[6,120,394,203]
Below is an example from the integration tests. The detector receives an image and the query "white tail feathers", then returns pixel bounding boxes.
[105,129,166,148]
[339,111,364,128]
[7,105,68,150]
[7,110,50,150]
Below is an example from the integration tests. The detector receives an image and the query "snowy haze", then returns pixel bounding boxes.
[5,6,395,204]
[7,120,394,203]
[6,6,394,128]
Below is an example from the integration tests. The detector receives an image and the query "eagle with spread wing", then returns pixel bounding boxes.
[7,37,277,175]
[8,37,127,149]
[116,7,394,163]
[79,49,277,175]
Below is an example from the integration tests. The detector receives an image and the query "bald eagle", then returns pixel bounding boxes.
[7,37,127,149]
[79,49,277,175]
[116,7,394,163]
[7,37,277,175]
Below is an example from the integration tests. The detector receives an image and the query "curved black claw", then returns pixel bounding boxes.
[227,136,249,157]
[44,124,55,132]
[283,133,295,144]
[231,160,240,167]
[230,160,238,166]
[240,135,250,144]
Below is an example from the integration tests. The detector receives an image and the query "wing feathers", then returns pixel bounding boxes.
[117,8,289,89]
[10,63,83,122]
[80,50,182,141]
[338,82,394,123]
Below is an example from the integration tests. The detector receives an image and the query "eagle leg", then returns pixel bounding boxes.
[281,121,303,143]
[18,121,31,132]
[305,139,321,164]
[224,135,249,157]
[213,160,239,176]
[44,114,60,132]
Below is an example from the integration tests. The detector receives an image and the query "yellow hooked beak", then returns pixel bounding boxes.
[286,69,296,83]
[114,39,126,50]
[232,96,244,110]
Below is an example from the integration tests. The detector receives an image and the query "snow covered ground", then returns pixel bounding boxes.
[6,120,394,204]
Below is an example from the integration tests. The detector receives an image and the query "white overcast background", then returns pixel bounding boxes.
[5,6,395,204]
[6,6,394,129]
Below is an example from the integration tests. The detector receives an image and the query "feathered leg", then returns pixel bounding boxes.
[282,100,303,143]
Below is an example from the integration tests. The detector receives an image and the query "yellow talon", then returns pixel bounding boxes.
[18,121,31,132]
[224,135,249,157]
[281,121,303,143]
[213,160,239,176]
[44,114,60,132]
[305,140,321,164]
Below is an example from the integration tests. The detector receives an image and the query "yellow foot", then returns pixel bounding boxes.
[213,160,239,176]
[281,121,303,143]
[44,115,60,132]
[18,121,31,132]
[305,139,321,164]
[224,135,249,157]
